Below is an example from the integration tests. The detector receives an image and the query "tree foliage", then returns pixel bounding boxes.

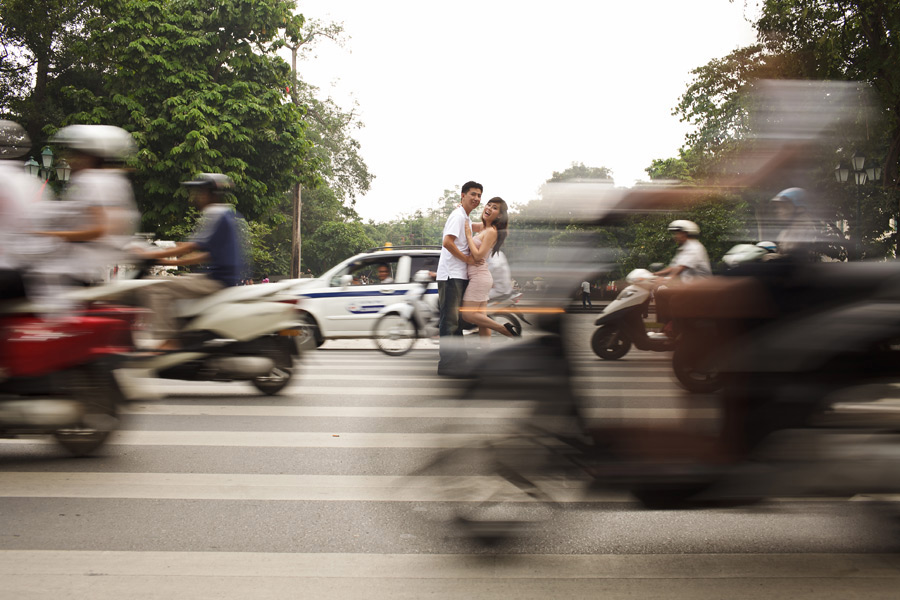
[648,0,900,259]
[301,220,373,276]
[2,0,374,277]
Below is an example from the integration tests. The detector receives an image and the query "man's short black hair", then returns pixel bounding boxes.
[461,181,483,195]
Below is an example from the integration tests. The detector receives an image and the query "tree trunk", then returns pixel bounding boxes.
[291,182,302,278]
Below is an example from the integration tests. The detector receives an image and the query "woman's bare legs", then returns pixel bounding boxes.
[460,300,514,337]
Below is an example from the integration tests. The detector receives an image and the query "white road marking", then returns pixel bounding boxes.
[119,404,718,419]
[2,550,898,579]
[0,471,609,502]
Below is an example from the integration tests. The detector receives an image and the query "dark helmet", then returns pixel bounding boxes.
[181,173,234,196]
[770,187,807,209]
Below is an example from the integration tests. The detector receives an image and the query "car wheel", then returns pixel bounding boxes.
[298,312,323,348]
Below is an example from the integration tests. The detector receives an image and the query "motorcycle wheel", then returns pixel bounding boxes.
[54,365,121,457]
[374,313,417,356]
[672,343,721,394]
[490,312,522,337]
[252,336,295,396]
[631,483,713,510]
[591,325,631,360]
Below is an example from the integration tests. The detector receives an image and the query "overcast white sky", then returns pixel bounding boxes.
[296,1,759,222]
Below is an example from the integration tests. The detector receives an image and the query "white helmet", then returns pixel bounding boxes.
[51,124,136,161]
[667,220,700,235]
[756,241,777,253]
[0,120,30,159]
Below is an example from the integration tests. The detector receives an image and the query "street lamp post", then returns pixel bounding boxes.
[835,152,881,260]
[24,146,70,185]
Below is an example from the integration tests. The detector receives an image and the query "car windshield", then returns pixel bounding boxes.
[330,258,399,287]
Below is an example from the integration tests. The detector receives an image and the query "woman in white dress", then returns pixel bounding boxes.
[461,197,517,339]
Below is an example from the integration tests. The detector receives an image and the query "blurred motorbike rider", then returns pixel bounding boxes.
[769,187,821,261]
[654,220,712,283]
[0,120,49,299]
[37,124,140,285]
[138,173,245,350]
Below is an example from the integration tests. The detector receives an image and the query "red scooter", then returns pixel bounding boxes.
[0,300,138,455]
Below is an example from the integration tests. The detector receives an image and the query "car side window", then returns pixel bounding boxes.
[409,255,439,281]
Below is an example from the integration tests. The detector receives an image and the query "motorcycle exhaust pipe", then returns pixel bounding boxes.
[207,356,275,379]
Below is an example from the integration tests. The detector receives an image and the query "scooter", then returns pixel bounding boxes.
[591,268,671,360]
[0,297,136,455]
[76,278,307,396]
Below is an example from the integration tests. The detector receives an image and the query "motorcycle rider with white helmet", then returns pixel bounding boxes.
[654,220,712,283]
[0,120,50,299]
[37,124,140,285]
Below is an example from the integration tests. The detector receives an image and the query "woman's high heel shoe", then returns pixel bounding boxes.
[503,323,521,337]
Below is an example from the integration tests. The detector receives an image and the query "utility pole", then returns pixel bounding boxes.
[289,42,302,278]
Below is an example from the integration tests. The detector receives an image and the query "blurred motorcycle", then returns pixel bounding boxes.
[78,278,306,396]
[591,268,669,360]
[0,298,135,455]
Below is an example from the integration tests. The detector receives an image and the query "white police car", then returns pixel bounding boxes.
[289,247,440,345]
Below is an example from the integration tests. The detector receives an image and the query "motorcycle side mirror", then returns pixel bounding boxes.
[412,270,432,284]
[648,263,665,272]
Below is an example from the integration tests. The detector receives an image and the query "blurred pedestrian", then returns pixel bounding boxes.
[581,280,592,309]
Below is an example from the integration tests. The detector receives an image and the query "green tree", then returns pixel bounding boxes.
[59,0,317,236]
[364,187,459,249]
[664,0,900,258]
[0,0,92,142]
[301,220,372,275]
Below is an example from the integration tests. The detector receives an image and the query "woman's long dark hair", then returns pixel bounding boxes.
[482,197,508,256]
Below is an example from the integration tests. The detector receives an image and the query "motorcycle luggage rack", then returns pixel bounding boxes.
[367,245,442,252]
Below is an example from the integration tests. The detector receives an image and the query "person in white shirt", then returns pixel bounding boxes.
[435,180,482,376]
[0,120,48,300]
[36,125,139,285]
[655,220,712,283]
[580,280,592,308]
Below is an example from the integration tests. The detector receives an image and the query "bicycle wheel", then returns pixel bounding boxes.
[373,313,417,356]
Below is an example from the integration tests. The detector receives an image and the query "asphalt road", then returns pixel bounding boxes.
[1,315,899,599]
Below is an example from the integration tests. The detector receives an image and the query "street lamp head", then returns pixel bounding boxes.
[851,153,866,172]
[55,158,71,182]
[854,170,868,186]
[40,146,53,169]
[866,165,882,184]
[24,157,40,177]
[834,164,850,183]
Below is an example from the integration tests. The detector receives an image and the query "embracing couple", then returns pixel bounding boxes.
[435,180,517,377]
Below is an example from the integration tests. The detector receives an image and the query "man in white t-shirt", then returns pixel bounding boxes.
[580,280,592,308]
[436,180,482,376]
[655,220,712,283]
